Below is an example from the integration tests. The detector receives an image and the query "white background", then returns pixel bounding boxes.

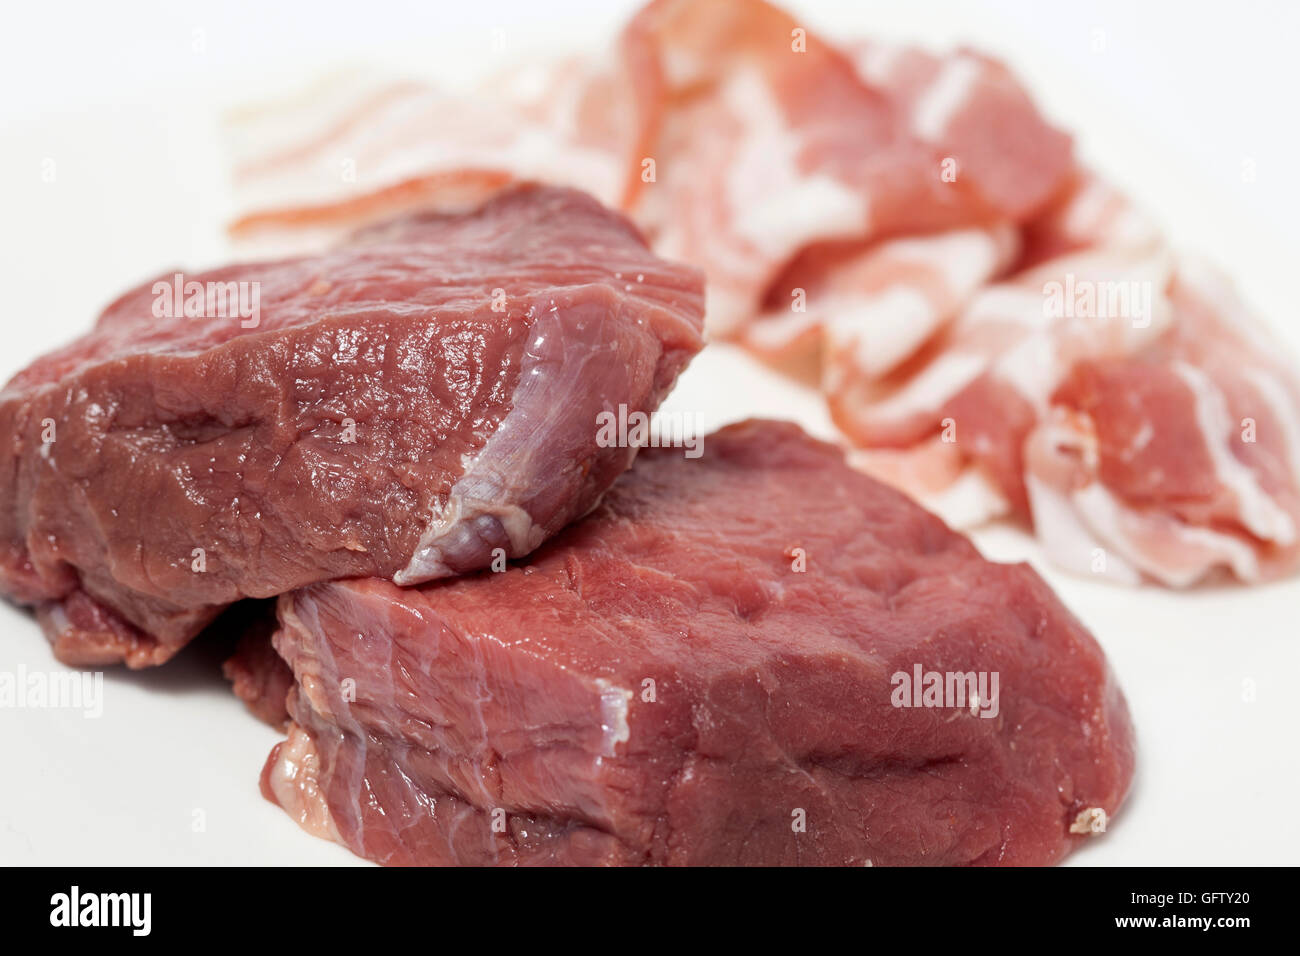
[1,0,1297,866]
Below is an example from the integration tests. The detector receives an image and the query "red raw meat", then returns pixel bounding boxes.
[0,185,704,666]
[222,605,294,729]
[260,420,1134,866]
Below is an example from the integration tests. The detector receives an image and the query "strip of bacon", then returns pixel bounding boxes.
[1022,262,1300,585]
[843,188,1300,585]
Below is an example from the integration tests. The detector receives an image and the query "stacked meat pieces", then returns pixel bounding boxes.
[0,185,705,666]
[1,183,1136,866]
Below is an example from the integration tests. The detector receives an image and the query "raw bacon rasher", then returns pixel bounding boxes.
[834,176,1300,586]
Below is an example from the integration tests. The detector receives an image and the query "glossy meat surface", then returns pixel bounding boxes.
[0,185,704,666]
